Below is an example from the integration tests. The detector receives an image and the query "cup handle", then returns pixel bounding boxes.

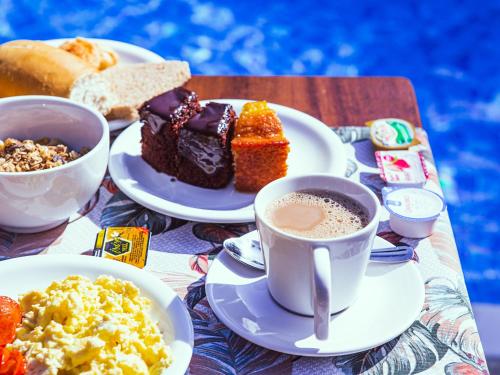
[312,246,331,340]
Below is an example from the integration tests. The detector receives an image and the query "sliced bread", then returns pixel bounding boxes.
[70,61,191,120]
[0,40,96,98]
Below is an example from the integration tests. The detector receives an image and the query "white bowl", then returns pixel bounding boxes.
[0,96,109,233]
[0,255,194,374]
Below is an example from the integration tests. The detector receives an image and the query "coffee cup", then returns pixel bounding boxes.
[254,174,381,340]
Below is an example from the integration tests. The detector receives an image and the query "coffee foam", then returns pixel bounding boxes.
[266,189,369,239]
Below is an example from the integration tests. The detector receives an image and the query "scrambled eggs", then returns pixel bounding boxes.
[10,275,171,375]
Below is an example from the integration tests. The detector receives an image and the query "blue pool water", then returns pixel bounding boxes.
[1,0,499,303]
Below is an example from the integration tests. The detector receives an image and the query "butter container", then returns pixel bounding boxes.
[94,227,150,268]
[367,118,419,150]
[375,150,428,187]
[382,187,445,238]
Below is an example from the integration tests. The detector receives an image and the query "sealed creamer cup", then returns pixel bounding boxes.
[382,187,445,238]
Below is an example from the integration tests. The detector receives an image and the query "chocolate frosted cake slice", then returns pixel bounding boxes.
[140,87,200,175]
[177,102,236,188]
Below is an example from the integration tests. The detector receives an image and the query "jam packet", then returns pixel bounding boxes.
[367,118,419,150]
[375,150,428,187]
[94,227,150,268]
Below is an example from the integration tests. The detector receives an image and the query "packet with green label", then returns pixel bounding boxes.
[366,118,420,150]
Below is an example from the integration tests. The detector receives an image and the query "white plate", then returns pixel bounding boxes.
[206,236,424,356]
[109,99,347,223]
[45,38,165,131]
[0,255,193,374]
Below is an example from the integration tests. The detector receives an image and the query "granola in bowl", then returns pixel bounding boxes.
[0,138,89,172]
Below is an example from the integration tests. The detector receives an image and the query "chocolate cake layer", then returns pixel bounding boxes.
[140,87,200,175]
[177,102,236,188]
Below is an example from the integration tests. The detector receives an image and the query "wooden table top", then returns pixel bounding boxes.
[187,76,422,128]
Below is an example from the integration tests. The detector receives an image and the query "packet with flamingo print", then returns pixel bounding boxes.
[375,150,428,187]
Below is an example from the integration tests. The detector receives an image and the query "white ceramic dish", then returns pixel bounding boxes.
[206,236,424,356]
[0,96,109,233]
[109,99,347,223]
[254,174,381,340]
[44,38,165,131]
[0,255,194,375]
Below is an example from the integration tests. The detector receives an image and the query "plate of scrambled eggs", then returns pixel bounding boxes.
[0,255,194,375]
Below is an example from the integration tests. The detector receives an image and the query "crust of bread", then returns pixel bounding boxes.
[0,40,96,97]
[106,105,138,121]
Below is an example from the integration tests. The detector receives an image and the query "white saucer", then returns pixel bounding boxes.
[109,99,347,223]
[45,38,164,131]
[206,236,424,356]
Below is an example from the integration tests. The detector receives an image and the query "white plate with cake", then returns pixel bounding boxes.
[1,38,190,131]
[109,88,347,223]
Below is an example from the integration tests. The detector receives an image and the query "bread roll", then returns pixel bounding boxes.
[0,40,191,120]
[0,40,96,98]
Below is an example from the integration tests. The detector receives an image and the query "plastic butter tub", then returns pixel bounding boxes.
[366,118,420,150]
[382,187,445,238]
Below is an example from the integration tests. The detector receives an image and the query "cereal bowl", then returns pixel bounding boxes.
[0,96,109,233]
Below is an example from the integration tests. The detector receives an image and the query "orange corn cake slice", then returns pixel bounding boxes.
[232,101,290,192]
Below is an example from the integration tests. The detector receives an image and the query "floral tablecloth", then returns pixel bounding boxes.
[0,128,488,374]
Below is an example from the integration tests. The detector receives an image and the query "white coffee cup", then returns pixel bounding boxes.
[254,174,381,340]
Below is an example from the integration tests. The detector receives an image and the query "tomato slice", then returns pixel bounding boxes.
[0,347,26,375]
[0,297,21,346]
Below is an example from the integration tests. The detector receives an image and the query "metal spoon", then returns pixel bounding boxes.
[223,230,414,271]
